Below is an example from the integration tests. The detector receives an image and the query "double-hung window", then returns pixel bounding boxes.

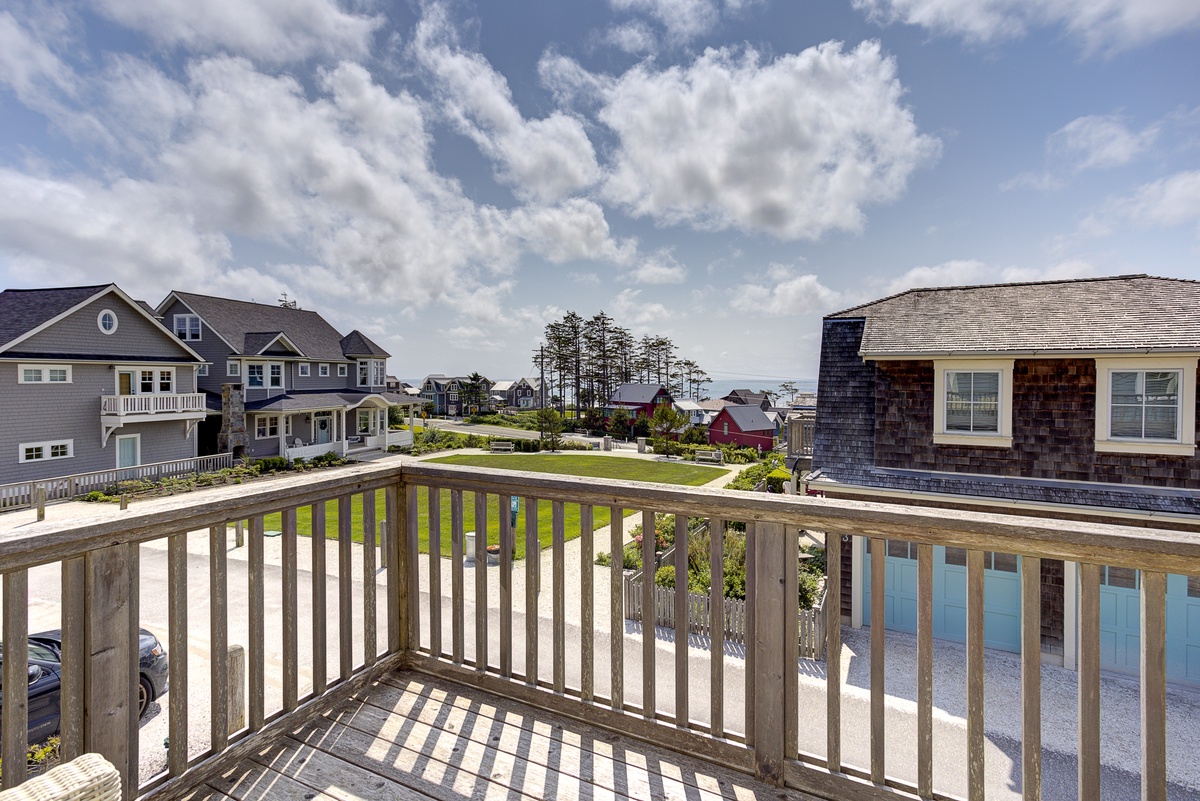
[173,314,201,340]
[255,415,279,439]
[1095,358,1196,456]
[932,359,1013,448]
[269,363,283,389]
[247,364,264,388]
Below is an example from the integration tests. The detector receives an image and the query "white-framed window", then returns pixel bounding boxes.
[247,364,264,388]
[173,314,201,340]
[19,439,73,463]
[197,364,209,376]
[358,360,370,387]
[255,415,280,439]
[269,363,283,389]
[338,364,348,377]
[1095,357,1197,456]
[932,359,1014,448]
[298,363,310,377]
[319,364,329,377]
[18,364,72,384]
[139,370,155,393]
[158,370,173,393]
[358,409,371,434]
[449,392,458,401]
[97,309,118,335]
[227,361,240,377]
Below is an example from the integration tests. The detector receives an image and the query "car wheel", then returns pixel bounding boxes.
[138,676,154,719]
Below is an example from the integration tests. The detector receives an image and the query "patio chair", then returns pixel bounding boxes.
[0,754,120,801]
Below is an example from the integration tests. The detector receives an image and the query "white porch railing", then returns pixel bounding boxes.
[0,461,1194,801]
[387,430,413,448]
[100,393,207,416]
[285,442,340,461]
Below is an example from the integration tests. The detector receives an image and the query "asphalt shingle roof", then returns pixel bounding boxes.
[828,275,1200,356]
[340,330,389,358]
[609,383,667,404]
[720,403,774,432]
[0,285,110,348]
[163,291,353,361]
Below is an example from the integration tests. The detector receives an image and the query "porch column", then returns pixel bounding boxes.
[341,409,348,455]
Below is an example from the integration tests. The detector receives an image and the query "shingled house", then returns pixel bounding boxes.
[808,274,1200,685]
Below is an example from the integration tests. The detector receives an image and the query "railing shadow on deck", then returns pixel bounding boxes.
[1,459,1197,801]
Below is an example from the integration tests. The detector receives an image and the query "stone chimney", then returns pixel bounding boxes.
[218,384,247,458]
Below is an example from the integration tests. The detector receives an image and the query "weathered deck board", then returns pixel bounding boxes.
[204,671,822,801]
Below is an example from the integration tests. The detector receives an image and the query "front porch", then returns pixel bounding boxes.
[1,461,1197,801]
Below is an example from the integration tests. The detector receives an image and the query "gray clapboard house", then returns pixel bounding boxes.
[0,284,207,485]
[155,291,416,461]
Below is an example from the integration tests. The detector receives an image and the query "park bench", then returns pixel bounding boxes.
[695,450,724,464]
[490,441,515,453]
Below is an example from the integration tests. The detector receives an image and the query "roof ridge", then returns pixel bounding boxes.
[1,283,113,294]
[827,273,1161,318]
[173,289,322,314]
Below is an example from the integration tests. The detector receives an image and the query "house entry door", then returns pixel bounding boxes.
[116,435,139,469]
[315,414,332,444]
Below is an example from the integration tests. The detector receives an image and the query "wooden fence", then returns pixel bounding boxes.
[624,577,826,660]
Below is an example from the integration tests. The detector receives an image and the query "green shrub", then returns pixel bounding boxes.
[654,565,675,588]
[798,571,821,609]
[254,456,289,474]
[799,543,826,575]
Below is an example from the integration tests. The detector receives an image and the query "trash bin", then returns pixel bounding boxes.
[637,437,646,453]
[602,436,612,451]
[464,531,476,565]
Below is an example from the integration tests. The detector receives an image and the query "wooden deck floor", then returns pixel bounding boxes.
[190,671,823,801]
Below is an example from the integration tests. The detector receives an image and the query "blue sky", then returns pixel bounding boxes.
[1,1,1198,386]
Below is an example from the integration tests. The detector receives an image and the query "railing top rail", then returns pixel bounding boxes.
[0,460,401,573]
[402,462,1200,572]
[3,459,1199,574]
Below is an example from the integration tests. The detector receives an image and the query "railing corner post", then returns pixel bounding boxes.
[751,521,788,786]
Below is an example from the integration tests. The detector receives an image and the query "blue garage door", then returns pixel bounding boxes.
[1099,569,1200,684]
[864,541,1022,653]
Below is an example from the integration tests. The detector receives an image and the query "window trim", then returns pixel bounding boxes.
[19,439,74,463]
[198,364,209,377]
[298,363,310,377]
[255,414,280,440]
[338,364,348,377]
[227,361,240,377]
[97,309,118,335]
[173,313,202,341]
[1094,356,1196,456]
[319,364,330,377]
[932,359,1013,448]
[18,364,72,384]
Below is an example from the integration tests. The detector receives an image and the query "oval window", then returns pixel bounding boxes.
[97,309,118,334]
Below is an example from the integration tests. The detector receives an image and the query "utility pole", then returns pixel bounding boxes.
[539,345,546,439]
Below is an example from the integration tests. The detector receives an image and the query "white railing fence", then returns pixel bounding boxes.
[100,393,207,416]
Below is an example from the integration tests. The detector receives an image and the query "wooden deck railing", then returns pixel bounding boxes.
[0,460,1196,801]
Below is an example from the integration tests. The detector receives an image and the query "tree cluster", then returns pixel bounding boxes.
[533,311,711,414]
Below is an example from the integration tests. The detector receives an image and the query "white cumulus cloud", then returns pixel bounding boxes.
[628,250,688,284]
[731,267,842,316]
[882,260,988,295]
[1110,170,1200,234]
[95,0,380,63]
[596,41,940,240]
[1005,114,1159,190]
[851,0,1200,52]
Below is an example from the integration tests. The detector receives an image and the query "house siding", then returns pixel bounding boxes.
[159,300,233,394]
[812,319,876,483]
[20,296,196,361]
[0,362,195,484]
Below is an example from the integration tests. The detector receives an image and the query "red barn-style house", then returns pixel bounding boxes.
[605,383,674,420]
[709,404,775,450]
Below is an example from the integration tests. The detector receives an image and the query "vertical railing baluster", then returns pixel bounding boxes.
[525,498,540,685]
[752,522,787,785]
[870,537,886,784]
[674,514,688,728]
[475,491,488,671]
[553,500,566,694]
[168,532,188,776]
[1078,563,1101,801]
[1141,570,1167,801]
[363,490,377,667]
[1021,556,1042,801]
[126,543,140,795]
[249,516,265,731]
[967,548,985,801]
[338,495,353,679]
[2,570,29,789]
[210,524,229,749]
[917,543,934,799]
[581,504,594,703]
[826,532,842,772]
[402,483,417,655]
[282,508,298,710]
[785,523,799,759]
[60,557,85,760]
[610,506,625,712]
[641,509,656,720]
[500,494,513,678]
[429,487,442,658]
[710,518,725,738]
[745,523,756,746]
[385,483,400,653]
[451,489,465,664]
[311,503,327,695]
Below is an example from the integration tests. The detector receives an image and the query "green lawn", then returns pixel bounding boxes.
[263,454,724,559]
